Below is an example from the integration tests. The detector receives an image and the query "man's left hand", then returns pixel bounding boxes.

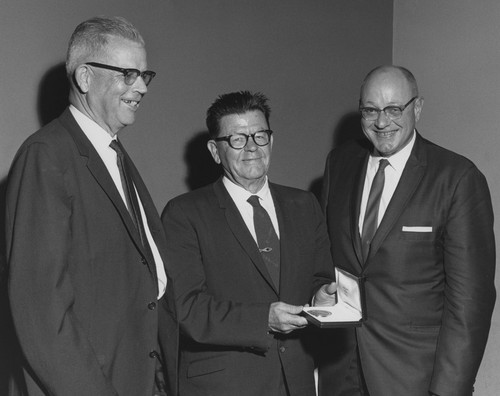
[313,282,337,306]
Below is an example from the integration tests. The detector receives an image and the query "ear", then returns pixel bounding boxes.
[414,96,424,122]
[207,140,221,164]
[73,64,92,94]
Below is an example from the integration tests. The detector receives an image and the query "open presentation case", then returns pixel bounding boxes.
[302,267,365,328]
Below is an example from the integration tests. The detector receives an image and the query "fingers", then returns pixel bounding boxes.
[268,302,308,334]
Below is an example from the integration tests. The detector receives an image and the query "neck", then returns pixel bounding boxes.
[225,175,266,194]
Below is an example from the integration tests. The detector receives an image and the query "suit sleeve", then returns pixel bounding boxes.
[161,199,273,352]
[430,165,496,396]
[6,143,118,395]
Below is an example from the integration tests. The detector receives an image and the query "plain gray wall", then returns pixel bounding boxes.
[0,0,393,391]
[394,1,500,394]
[0,0,393,206]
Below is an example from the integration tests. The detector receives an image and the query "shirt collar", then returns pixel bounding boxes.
[222,176,271,204]
[69,104,116,150]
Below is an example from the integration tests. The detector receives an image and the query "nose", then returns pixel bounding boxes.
[244,135,258,151]
[374,110,391,128]
[133,76,148,94]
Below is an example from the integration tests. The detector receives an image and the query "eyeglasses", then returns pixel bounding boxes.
[359,96,418,121]
[85,62,156,86]
[214,130,273,149]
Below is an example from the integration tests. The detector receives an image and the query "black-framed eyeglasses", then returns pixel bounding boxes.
[85,62,156,86]
[359,96,418,121]
[214,130,273,149]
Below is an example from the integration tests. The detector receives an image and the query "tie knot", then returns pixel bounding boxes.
[247,195,262,207]
[378,159,390,171]
[109,139,124,156]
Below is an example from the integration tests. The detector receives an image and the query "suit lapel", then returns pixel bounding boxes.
[367,134,427,263]
[60,109,150,269]
[270,184,297,298]
[350,152,369,271]
[117,144,159,276]
[214,179,278,295]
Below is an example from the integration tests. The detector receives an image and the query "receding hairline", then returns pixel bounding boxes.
[360,65,419,98]
[66,16,145,77]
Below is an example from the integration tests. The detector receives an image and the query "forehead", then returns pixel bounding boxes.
[362,70,412,102]
[101,37,147,66]
[219,110,268,133]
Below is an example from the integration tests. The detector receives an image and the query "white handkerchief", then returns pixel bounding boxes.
[402,226,433,232]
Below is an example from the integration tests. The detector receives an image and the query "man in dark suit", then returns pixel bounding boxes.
[161,91,336,396]
[5,16,177,395]
[319,65,496,396]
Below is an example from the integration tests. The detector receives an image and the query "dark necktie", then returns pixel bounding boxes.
[361,159,390,263]
[110,139,152,254]
[247,195,280,290]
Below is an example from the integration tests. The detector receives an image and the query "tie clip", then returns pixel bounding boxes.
[260,247,273,253]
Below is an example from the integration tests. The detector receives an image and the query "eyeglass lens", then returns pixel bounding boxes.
[360,97,417,121]
[124,71,155,86]
[228,131,271,149]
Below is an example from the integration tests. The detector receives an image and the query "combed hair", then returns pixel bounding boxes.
[206,91,271,138]
[66,16,144,78]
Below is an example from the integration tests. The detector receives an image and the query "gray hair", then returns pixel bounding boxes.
[66,16,144,78]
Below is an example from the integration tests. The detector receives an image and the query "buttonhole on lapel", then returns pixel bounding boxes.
[260,247,272,253]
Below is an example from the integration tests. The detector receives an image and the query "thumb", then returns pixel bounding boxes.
[325,282,337,295]
[286,304,305,314]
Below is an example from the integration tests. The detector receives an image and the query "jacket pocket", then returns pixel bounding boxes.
[409,324,440,334]
[187,354,227,378]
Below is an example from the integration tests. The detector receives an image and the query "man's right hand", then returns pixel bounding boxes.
[268,302,308,334]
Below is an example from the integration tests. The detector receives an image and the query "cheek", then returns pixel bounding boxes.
[361,121,374,133]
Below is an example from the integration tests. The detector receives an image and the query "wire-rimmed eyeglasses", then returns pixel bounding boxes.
[214,130,273,149]
[85,62,156,86]
[359,96,418,121]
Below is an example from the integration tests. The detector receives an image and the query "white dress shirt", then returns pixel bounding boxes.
[69,105,167,299]
[359,131,416,234]
[222,176,280,242]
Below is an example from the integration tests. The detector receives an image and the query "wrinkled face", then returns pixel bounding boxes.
[85,37,148,136]
[360,69,423,157]
[207,110,272,193]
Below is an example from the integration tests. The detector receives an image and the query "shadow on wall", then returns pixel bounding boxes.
[184,131,222,191]
[0,61,70,394]
[38,62,70,126]
[308,111,368,200]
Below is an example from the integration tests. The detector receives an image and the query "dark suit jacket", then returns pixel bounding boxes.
[5,109,178,396]
[319,133,496,396]
[161,178,334,396]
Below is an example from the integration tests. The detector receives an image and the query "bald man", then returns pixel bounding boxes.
[318,65,495,396]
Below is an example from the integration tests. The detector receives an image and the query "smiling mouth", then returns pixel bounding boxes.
[122,99,140,109]
[374,130,397,138]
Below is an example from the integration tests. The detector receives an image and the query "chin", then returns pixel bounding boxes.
[119,117,136,128]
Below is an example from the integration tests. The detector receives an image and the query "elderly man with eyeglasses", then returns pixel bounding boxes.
[318,65,496,396]
[6,16,177,396]
[161,91,336,396]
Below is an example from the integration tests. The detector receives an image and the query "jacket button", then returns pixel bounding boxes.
[279,346,286,353]
[141,257,147,265]
[148,302,157,310]
[149,350,158,359]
